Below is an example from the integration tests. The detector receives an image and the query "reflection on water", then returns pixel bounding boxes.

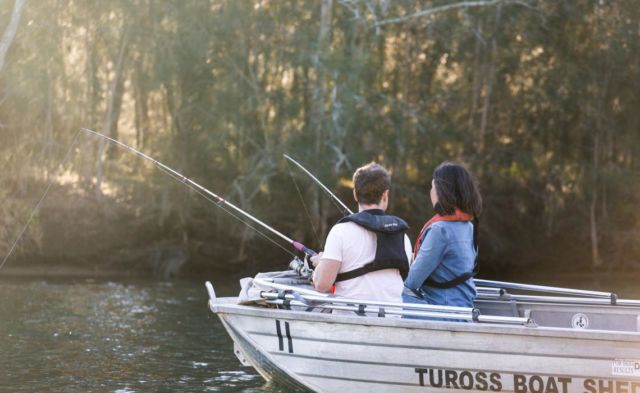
[0,276,284,393]
[0,274,638,392]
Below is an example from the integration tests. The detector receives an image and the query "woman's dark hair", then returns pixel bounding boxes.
[432,162,482,217]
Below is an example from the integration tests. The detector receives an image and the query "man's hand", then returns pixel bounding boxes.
[310,252,324,267]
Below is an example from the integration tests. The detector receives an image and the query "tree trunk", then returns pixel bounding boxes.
[468,18,483,137]
[310,0,333,243]
[0,0,26,74]
[107,70,126,154]
[133,63,149,150]
[81,25,99,189]
[42,70,54,180]
[95,25,130,198]
[590,132,601,269]
[478,5,502,153]
[589,53,612,269]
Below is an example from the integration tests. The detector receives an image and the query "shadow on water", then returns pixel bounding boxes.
[0,274,294,393]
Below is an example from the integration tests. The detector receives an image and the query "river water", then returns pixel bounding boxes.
[0,274,638,392]
[0,275,282,393]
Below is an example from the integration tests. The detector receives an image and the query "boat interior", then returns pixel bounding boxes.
[474,279,640,332]
[208,271,640,333]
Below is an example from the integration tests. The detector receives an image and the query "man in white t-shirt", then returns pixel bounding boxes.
[310,162,412,304]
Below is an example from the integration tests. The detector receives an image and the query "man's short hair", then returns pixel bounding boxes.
[353,162,390,205]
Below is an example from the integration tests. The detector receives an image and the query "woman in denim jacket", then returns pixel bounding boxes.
[403,162,482,309]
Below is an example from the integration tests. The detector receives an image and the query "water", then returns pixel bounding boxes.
[0,276,285,393]
[1,273,638,392]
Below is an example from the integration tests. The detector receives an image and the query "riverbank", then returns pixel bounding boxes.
[3,181,640,281]
[2,263,638,297]
[0,264,147,279]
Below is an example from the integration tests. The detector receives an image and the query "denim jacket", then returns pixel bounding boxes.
[403,221,477,307]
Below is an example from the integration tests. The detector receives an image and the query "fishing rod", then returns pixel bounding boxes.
[283,154,354,216]
[82,129,317,257]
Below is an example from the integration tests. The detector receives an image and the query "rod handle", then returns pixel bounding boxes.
[292,241,317,256]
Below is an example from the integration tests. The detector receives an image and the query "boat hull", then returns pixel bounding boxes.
[211,298,640,393]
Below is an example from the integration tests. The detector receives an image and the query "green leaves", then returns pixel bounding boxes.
[2,1,640,272]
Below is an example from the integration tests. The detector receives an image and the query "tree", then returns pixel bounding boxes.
[0,0,25,74]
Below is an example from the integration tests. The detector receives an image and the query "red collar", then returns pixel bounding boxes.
[413,208,474,257]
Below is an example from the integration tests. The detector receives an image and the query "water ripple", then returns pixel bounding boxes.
[0,277,272,392]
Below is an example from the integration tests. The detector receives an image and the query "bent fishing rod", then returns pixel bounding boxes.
[283,154,354,215]
[82,128,317,257]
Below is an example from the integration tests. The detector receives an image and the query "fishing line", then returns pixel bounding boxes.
[0,129,82,272]
[164,172,297,258]
[285,160,321,246]
[283,154,353,216]
[82,129,299,258]
[318,181,350,216]
[82,128,317,256]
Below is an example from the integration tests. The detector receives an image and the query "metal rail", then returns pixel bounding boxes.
[255,279,533,325]
[256,277,639,310]
[253,278,326,296]
[477,292,640,307]
[264,298,477,321]
[474,279,615,299]
[262,296,532,325]
[476,287,505,296]
[260,291,472,314]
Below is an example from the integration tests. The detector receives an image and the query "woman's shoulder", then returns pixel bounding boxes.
[426,221,448,238]
[430,220,473,229]
[428,220,473,238]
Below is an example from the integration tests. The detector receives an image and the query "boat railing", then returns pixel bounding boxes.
[255,277,473,313]
[474,279,615,299]
[254,278,533,326]
[476,286,505,296]
[474,280,640,307]
[477,291,640,307]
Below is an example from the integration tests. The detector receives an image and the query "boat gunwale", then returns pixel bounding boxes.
[210,296,640,342]
[477,298,640,310]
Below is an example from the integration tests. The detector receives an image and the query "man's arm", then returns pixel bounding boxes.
[312,258,341,293]
[310,224,344,293]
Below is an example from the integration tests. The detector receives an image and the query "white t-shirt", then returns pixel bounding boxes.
[321,221,412,303]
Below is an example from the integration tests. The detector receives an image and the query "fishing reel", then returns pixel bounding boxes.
[289,256,314,279]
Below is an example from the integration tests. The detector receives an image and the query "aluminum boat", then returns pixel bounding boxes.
[206,271,640,393]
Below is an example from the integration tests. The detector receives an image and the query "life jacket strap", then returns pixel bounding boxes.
[335,264,373,282]
[422,263,479,289]
[334,258,408,282]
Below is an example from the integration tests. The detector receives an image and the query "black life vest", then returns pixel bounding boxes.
[334,209,410,283]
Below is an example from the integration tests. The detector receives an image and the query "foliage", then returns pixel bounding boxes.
[1,0,639,274]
